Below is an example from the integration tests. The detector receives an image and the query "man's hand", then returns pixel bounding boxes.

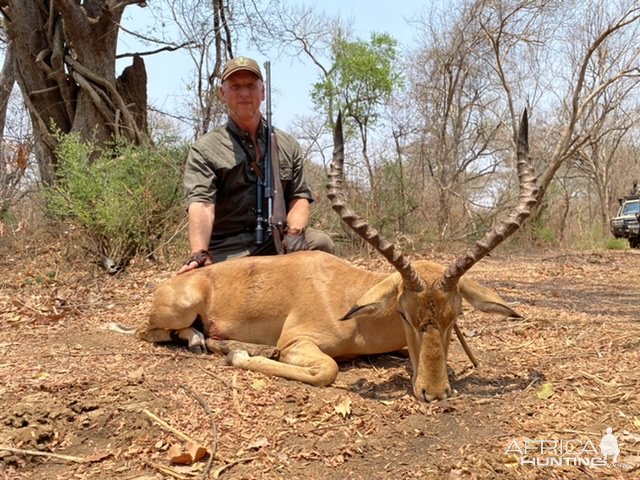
[282,227,309,253]
[177,249,214,274]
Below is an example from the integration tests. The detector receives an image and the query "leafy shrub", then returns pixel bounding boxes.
[606,238,628,250]
[45,134,185,271]
[534,225,556,245]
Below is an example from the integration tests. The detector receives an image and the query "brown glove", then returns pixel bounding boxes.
[282,227,309,253]
[185,249,214,268]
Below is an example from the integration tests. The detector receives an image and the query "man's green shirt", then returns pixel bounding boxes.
[184,118,314,240]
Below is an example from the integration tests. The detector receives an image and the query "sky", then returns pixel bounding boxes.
[118,0,433,132]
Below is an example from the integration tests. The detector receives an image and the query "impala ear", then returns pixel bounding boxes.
[458,277,522,318]
[340,273,402,320]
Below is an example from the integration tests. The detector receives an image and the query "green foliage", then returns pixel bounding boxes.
[45,134,185,270]
[534,225,556,245]
[606,238,629,250]
[517,207,557,247]
[311,32,402,126]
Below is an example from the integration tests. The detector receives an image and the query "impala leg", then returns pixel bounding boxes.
[227,338,339,387]
[206,338,279,359]
[137,327,207,354]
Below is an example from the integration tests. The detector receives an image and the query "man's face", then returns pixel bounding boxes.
[220,71,265,125]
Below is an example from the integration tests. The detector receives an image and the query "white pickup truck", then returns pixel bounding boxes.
[610,195,640,248]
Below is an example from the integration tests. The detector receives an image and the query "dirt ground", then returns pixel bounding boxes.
[1,226,639,480]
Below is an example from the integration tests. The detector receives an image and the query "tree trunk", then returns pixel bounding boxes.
[116,54,148,134]
[0,39,15,137]
[3,0,149,183]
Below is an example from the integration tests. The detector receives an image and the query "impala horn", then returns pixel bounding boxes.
[327,113,425,293]
[440,109,538,291]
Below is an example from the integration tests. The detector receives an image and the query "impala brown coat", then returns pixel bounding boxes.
[137,252,519,401]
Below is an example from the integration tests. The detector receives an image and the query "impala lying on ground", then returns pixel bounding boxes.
[126,111,537,402]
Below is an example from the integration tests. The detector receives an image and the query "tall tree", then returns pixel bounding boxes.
[527,1,640,206]
[405,0,521,239]
[311,32,402,191]
[405,0,640,240]
[1,0,149,184]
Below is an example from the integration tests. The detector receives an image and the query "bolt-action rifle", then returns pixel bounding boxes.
[255,61,287,253]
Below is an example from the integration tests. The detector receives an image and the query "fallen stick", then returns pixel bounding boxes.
[180,385,218,480]
[142,409,224,462]
[142,409,198,444]
[0,445,108,464]
[144,460,192,479]
[198,365,242,393]
[454,323,479,368]
[212,455,261,479]
[48,350,222,360]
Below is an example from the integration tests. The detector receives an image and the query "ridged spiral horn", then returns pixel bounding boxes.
[440,109,538,291]
[326,113,426,293]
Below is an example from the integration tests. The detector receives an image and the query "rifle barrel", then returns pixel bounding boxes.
[264,61,274,237]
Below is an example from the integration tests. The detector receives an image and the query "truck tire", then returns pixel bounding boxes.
[630,238,640,249]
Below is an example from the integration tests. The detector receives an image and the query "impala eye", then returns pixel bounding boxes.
[397,310,408,322]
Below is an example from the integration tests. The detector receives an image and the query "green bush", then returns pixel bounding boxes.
[605,238,629,250]
[45,134,185,271]
[534,225,556,245]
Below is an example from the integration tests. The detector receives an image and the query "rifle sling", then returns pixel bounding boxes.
[268,129,288,228]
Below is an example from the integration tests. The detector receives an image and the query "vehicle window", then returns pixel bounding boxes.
[622,202,640,215]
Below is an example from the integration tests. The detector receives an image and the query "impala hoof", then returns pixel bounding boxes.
[419,385,453,402]
[188,329,207,354]
[226,350,250,366]
[189,344,206,354]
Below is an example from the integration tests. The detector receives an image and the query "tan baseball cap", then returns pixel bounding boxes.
[221,57,263,81]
